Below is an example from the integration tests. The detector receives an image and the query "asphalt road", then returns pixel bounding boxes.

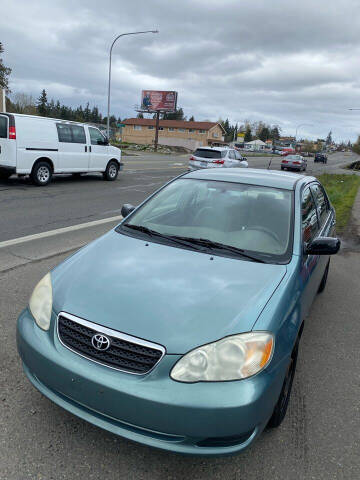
[0,151,356,242]
[0,233,358,479]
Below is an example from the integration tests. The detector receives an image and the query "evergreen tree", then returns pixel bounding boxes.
[258,126,270,142]
[37,89,48,116]
[0,42,11,90]
[48,99,55,117]
[83,102,91,122]
[270,125,280,142]
[326,130,333,145]
[189,115,195,121]
[244,124,252,142]
[137,112,144,118]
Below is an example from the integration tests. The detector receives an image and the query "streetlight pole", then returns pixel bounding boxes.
[106,30,158,139]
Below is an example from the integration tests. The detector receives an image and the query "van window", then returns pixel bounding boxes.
[56,124,86,144]
[71,125,86,144]
[89,127,105,145]
[0,116,7,138]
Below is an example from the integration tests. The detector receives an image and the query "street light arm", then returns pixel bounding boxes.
[107,30,159,138]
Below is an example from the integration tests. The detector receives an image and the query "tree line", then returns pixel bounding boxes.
[5,89,121,127]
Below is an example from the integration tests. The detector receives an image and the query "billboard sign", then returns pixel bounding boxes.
[141,90,178,112]
[237,132,245,142]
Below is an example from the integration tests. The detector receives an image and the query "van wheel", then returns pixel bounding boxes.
[31,161,52,186]
[103,161,119,181]
[267,340,299,428]
[0,171,11,180]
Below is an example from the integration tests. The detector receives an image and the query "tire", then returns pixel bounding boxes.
[267,340,299,428]
[318,260,330,293]
[0,171,11,181]
[103,160,119,181]
[31,161,52,186]
[281,166,284,170]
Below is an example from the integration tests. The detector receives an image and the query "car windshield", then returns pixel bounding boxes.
[193,149,225,159]
[119,178,293,263]
[287,155,301,160]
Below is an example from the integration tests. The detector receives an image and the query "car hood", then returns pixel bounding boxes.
[52,230,286,354]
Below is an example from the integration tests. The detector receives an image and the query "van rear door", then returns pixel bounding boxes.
[0,114,16,172]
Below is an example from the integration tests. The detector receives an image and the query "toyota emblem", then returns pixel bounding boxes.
[91,333,111,351]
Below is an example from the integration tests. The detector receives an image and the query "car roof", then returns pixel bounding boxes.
[184,168,314,190]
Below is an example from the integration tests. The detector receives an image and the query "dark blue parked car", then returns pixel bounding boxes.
[17,168,340,455]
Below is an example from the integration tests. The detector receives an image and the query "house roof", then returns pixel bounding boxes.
[123,118,225,132]
[245,139,266,145]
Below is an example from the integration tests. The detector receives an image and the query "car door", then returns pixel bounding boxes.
[226,149,237,167]
[56,123,89,172]
[88,126,109,170]
[300,186,322,318]
[0,114,13,169]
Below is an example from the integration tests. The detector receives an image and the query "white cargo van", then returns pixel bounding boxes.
[0,113,123,186]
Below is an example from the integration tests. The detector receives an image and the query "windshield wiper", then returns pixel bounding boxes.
[170,236,267,263]
[122,224,204,251]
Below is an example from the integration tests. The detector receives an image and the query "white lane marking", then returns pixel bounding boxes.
[0,215,123,249]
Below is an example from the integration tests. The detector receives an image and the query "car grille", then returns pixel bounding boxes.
[57,313,165,374]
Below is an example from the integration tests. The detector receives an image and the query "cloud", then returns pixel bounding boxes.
[1,0,360,141]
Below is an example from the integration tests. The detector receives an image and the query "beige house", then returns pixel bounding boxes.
[0,88,5,112]
[122,118,226,148]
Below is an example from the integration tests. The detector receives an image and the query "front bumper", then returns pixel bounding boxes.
[17,309,287,455]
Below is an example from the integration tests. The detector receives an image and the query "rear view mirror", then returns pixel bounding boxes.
[121,204,136,218]
[305,237,340,255]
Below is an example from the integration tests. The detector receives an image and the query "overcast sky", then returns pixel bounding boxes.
[2,0,360,141]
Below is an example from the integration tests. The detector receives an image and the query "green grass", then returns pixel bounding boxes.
[317,174,360,233]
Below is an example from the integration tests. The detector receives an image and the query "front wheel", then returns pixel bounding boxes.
[267,341,299,428]
[103,160,119,181]
[31,161,52,186]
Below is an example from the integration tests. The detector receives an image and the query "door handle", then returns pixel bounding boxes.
[85,146,87,152]
[89,146,92,153]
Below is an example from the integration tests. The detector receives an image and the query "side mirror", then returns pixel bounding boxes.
[121,204,135,218]
[305,236,341,255]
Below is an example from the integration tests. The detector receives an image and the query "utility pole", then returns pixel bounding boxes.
[154,111,160,151]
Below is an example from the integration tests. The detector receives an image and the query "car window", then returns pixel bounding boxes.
[89,127,105,145]
[0,116,7,138]
[56,124,72,143]
[302,187,319,243]
[193,149,222,159]
[57,124,86,144]
[234,150,242,160]
[122,178,294,262]
[311,183,329,228]
[71,125,86,144]
[228,150,236,159]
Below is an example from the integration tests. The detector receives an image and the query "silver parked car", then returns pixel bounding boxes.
[189,147,248,171]
[281,154,307,172]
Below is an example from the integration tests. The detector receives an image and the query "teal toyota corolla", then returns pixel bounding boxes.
[17,168,340,455]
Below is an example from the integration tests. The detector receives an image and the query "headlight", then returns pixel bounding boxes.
[170,332,274,383]
[29,272,53,330]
